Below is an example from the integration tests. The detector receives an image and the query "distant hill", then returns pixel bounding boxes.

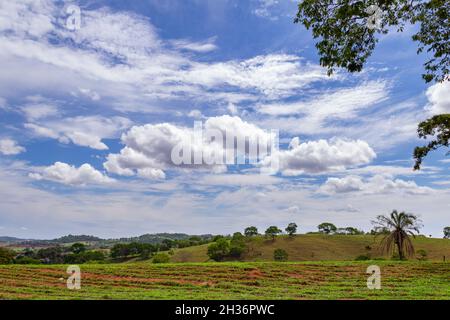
[51,234,103,243]
[0,233,213,247]
[170,234,450,262]
[0,236,28,243]
[110,233,213,245]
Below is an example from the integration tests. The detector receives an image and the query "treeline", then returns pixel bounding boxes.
[0,243,106,265]
[110,236,213,259]
[0,235,214,265]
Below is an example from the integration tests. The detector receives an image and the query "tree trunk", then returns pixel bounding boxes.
[397,235,404,260]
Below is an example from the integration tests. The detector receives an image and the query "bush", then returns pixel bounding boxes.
[355,254,370,261]
[64,250,106,264]
[265,226,282,241]
[229,244,245,258]
[273,249,288,262]
[14,256,41,264]
[0,247,16,264]
[36,246,65,264]
[207,238,230,261]
[152,253,170,264]
[70,243,87,254]
[416,249,428,261]
[229,233,246,258]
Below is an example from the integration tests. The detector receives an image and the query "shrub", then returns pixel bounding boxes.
[229,243,245,258]
[64,250,106,264]
[318,222,337,234]
[355,254,370,261]
[273,249,288,262]
[207,238,230,261]
[285,223,298,236]
[416,249,428,261]
[14,256,41,264]
[70,243,87,254]
[0,247,16,264]
[265,226,282,241]
[244,226,258,237]
[152,253,170,264]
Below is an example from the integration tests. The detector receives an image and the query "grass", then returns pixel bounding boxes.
[170,234,450,263]
[0,261,448,299]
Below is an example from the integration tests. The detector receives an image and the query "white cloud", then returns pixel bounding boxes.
[77,88,101,101]
[319,174,432,195]
[425,81,450,115]
[0,97,7,110]
[227,103,238,115]
[25,116,132,150]
[262,137,376,175]
[170,37,218,53]
[253,0,280,20]
[0,3,329,108]
[188,109,203,119]
[199,173,282,186]
[0,138,26,155]
[57,8,163,66]
[284,205,301,214]
[0,0,55,38]
[136,168,166,180]
[258,80,388,117]
[21,102,58,120]
[104,115,274,178]
[184,54,330,100]
[30,162,113,186]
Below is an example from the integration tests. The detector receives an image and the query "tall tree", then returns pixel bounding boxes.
[295,0,449,166]
[244,226,259,237]
[318,222,337,234]
[295,0,449,82]
[285,223,298,236]
[371,210,422,259]
[444,226,450,239]
[265,226,282,241]
[413,114,450,169]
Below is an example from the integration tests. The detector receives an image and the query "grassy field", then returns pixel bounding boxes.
[0,261,449,299]
[170,234,450,262]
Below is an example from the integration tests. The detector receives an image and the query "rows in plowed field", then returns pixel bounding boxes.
[0,261,449,299]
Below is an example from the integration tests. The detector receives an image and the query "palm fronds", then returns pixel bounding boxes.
[372,210,422,260]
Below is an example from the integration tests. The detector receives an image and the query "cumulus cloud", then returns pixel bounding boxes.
[105,117,378,179]
[425,81,450,115]
[319,175,432,195]
[104,115,274,179]
[0,138,26,155]
[30,162,113,186]
[261,137,376,175]
[25,116,132,150]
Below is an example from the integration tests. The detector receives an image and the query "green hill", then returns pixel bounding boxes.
[170,234,450,263]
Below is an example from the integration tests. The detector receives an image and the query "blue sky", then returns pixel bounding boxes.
[0,0,449,239]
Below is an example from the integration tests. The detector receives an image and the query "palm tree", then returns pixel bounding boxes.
[371,210,422,260]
